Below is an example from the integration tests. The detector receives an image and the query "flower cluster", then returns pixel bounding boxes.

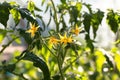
[49,33,73,45]
[59,33,72,44]
[26,23,82,46]
[48,24,83,46]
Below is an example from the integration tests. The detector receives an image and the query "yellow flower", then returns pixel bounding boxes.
[59,33,73,44]
[71,24,82,36]
[67,35,73,43]
[26,23,39,37]
[49,36,59,45]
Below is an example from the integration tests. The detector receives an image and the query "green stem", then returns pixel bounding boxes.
[43,41,57,57]
[38,33,57,57]
[0,36,19,54]
[56,45,64,80]
[50,0,59,32]
[57,53,64,80]
[12,72,28,80]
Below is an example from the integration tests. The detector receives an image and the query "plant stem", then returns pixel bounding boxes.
[57,54,64,80]
[12,72,28,80]
[50,0,59,32]
[0,36,19,54]
[38,33,57,57]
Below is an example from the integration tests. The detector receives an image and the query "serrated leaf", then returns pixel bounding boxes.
[91,10,104,38]
[76,2,82,12]
[10,8,21,25]
[18,8,37,23]
[114,53,120,72]
[27,0,35,12]
[3,64,16,72]
[83,3,92,13]
[9,1,19,7]
[0,2,11,27]
[106,10,119,33]
[19,51,51,80]
[95,51,106,72]
[83,13,91,34]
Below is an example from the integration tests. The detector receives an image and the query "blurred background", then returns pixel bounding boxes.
[0,0,120,57]
[0,0,120,80]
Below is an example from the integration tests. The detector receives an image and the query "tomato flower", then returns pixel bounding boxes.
[26,23,39,38]
[71,24,82,36]
[49,36,59,45]
[59,33,73,44]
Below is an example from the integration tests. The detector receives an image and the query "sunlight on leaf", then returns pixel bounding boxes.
[114,53,120,71]
[0,34,4,43]
[76,2,82,12]
[95,50,106,72]
[27,0,35,12]
[10,8,21,25]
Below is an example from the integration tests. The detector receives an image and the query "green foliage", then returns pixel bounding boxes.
[114,53,120,72]
[0,0,120,80]
[95,50,106,72]
[16,50,51,80]
[91,9,104,38]
[83,9,104,52]
[10,8,21,25]
[107,9,120,33]
[83,12,91,34]
[0,2,11,27]
[27,0,35,12]
[0,29,8,43]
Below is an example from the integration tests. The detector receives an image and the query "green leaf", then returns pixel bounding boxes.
[69,6,79,23]
[0,29,12,43]
[104,54,114,68]
[41,0,46,6]
[11,34,21,44]
[36,15,46,30]
[114,53,120,72]
[91,10,104,38]
[83,13,92,34]
[61,0,66,4]
[27,0,35,12]
[10,8,21,25]
[83,3,92,13]
[3,64,16,72]
[76,2,82,12]
[33,37,42,50]
[17,51,51,80]
[18,8,37,23]
[0,2,11,27]
[95,50,106,72]
[18,29,32,44]
[9,1,19,7]
[106,9,119,33]
[85,34,94,53]
[52,75,60,80]
[34,5,42,12]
